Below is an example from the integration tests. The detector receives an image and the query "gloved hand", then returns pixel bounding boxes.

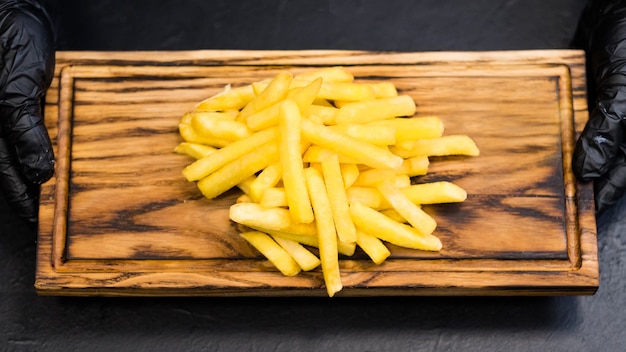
[0,0,55,223]
[573,0,626,214]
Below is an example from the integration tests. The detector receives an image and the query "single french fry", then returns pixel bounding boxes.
[392,175,412,188]
[338,240,356,256]
[368,82,398,98]
[272,235,321,271]
[352,169,397,187]
[197,142,279,199]
[350,201,442,251]
[309,81,375,102]
[236,194,253,203]
[187,110,238,121]
[379,208,407,223]
[329,124,396,145]
[183,127,278,182]
[279,100,315,224]
[262,228,356,256]
[302,146,359,164]
[244,219,319,238]
[229,202,292,232]
[236,175,256,196]
[334,95,416,124]
[401,181,467,204]
[332,81,398,106]
[191,111,252,141]
[294,66,354,83]
[259,187,288,207]
[304,167,343,297]
[178,123,230,148]
[321,154,357,243]
[346,187,383,209]
[370,116,444,142]
[247,78,322,131]
[195,84,256,111]
[251,79,271,96]
[249,163,282,202]
[173,142,217,159]
[390,135,480,158]
[237,72,293,122]
[356,230,391,265]
[304,105,338,125]
[340,163,360,188]
[376,180,437,235]
[240,231,301,276]
[396,156,430,177]
[301,119,403,170]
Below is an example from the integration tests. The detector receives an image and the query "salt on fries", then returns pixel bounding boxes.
[175,67,479,297]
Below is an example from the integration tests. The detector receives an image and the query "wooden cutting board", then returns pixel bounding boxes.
[34,50,598,296]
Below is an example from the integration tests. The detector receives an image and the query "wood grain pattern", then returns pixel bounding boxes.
[34,50,598,296]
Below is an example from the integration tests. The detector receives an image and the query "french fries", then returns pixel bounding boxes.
[175,67,479,297]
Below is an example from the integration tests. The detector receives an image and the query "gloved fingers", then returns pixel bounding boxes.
[0,104,55,184]
[0,0,56,185]
[0,137,39,222]
[593,152,626,215]
[573,101,625,181]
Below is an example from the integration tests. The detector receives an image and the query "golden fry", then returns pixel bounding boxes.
[178,123,230,148]
[197,141,278,199]
[191,111,251,141]
[340,163,360,188]
[356,230,391,265]
[352,169,397,187]
[370,116,444,141]
[229,202,292,232]
[236,175,256,196]
[195,84,256,112]
[350,201,442,251]
[329,123,396,145]
[313,81,375,102]
[249,163,282,203]
[259,187,288,208]
[321,154,357,243]
[247,78,322,131]
[279,100,315,224]
[376,180,437,235]
[240,231,301,276]
[262,228,356,256]
[238,72,293,122]
[304,105,338,125]
[183,127,278,182]
[334,95,416,124]
[272,235,321,271]
[304,167,343,297]
[346,187,383,209]
[173,142,217,159]
[391,135,480,158]
[294,66,354,83]
[401,181,467,204]
[301,119,403,170]
[368,82,398,98]
[302,146,359,164]
[396,156,430,177]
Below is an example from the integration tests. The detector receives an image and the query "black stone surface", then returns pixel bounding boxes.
[3,1,626,351]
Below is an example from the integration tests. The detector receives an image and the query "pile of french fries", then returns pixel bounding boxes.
[174,67,479,297]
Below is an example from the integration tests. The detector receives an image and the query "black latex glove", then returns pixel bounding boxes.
[0,0,55,223]
[573,0,626,214]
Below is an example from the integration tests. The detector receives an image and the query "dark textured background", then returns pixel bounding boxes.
[3,1,626,351]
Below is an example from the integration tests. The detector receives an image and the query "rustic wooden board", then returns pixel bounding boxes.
[34,50,598,296]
